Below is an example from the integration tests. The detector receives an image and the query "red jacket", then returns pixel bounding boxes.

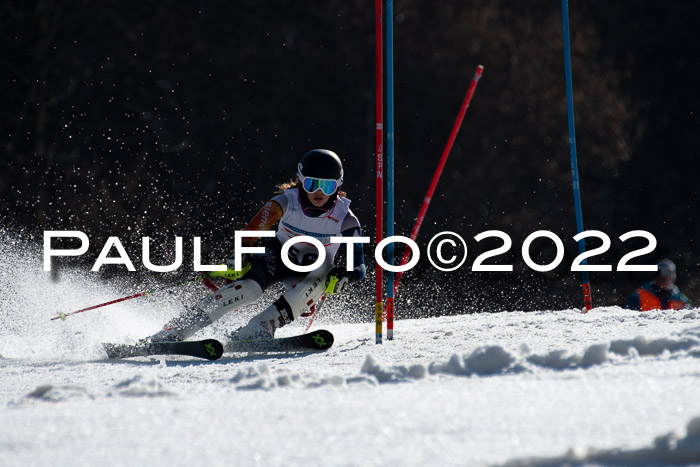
[625,282,692,311]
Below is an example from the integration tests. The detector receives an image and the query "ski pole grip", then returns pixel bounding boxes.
[325,275,340,295]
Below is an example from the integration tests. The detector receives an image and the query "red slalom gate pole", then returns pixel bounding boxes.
[394,65,484,294]
[374,0,384,344]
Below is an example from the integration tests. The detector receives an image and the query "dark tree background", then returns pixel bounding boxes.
[2,1,698,315]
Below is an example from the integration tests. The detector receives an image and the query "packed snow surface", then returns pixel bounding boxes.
[2,237,700,466]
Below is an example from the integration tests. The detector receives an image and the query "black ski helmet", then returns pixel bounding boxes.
[297,149,344,186]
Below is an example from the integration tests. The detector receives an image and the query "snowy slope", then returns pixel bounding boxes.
[2,234,700,466]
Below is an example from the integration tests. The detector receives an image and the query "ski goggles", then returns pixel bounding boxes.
[299,174,341,195]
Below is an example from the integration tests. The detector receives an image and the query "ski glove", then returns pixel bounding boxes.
[325,266,351,295]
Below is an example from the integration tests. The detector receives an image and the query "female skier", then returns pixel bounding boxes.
[146,149,366,345]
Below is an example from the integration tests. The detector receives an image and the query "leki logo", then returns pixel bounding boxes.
[223,295,244,306]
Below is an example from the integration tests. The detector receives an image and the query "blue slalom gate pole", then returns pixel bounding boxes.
[562,0,593,311]
[385,0,395,338]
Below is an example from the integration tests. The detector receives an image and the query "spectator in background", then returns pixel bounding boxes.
[624,259,692,311]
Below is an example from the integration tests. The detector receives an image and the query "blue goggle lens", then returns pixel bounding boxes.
[301,176,339,195]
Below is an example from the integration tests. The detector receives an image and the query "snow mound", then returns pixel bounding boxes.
[21,384,92,403]
[9,376,176,405]
[502,414,700,466]
[356,325,700,384]
[226,363,372,391]
[213,326,700,393]
[430,345,519,375]
[361,354,428,382]
[609,334,700,356]
[112,375,177,398]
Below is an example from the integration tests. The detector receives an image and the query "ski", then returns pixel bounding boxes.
[103,330,333,360]
[103,338,224,361]
[226,329,334,353]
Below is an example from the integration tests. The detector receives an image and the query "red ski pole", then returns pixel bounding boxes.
[50,275,208,321]
[394,65,484,294]
[51,263,252,321]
